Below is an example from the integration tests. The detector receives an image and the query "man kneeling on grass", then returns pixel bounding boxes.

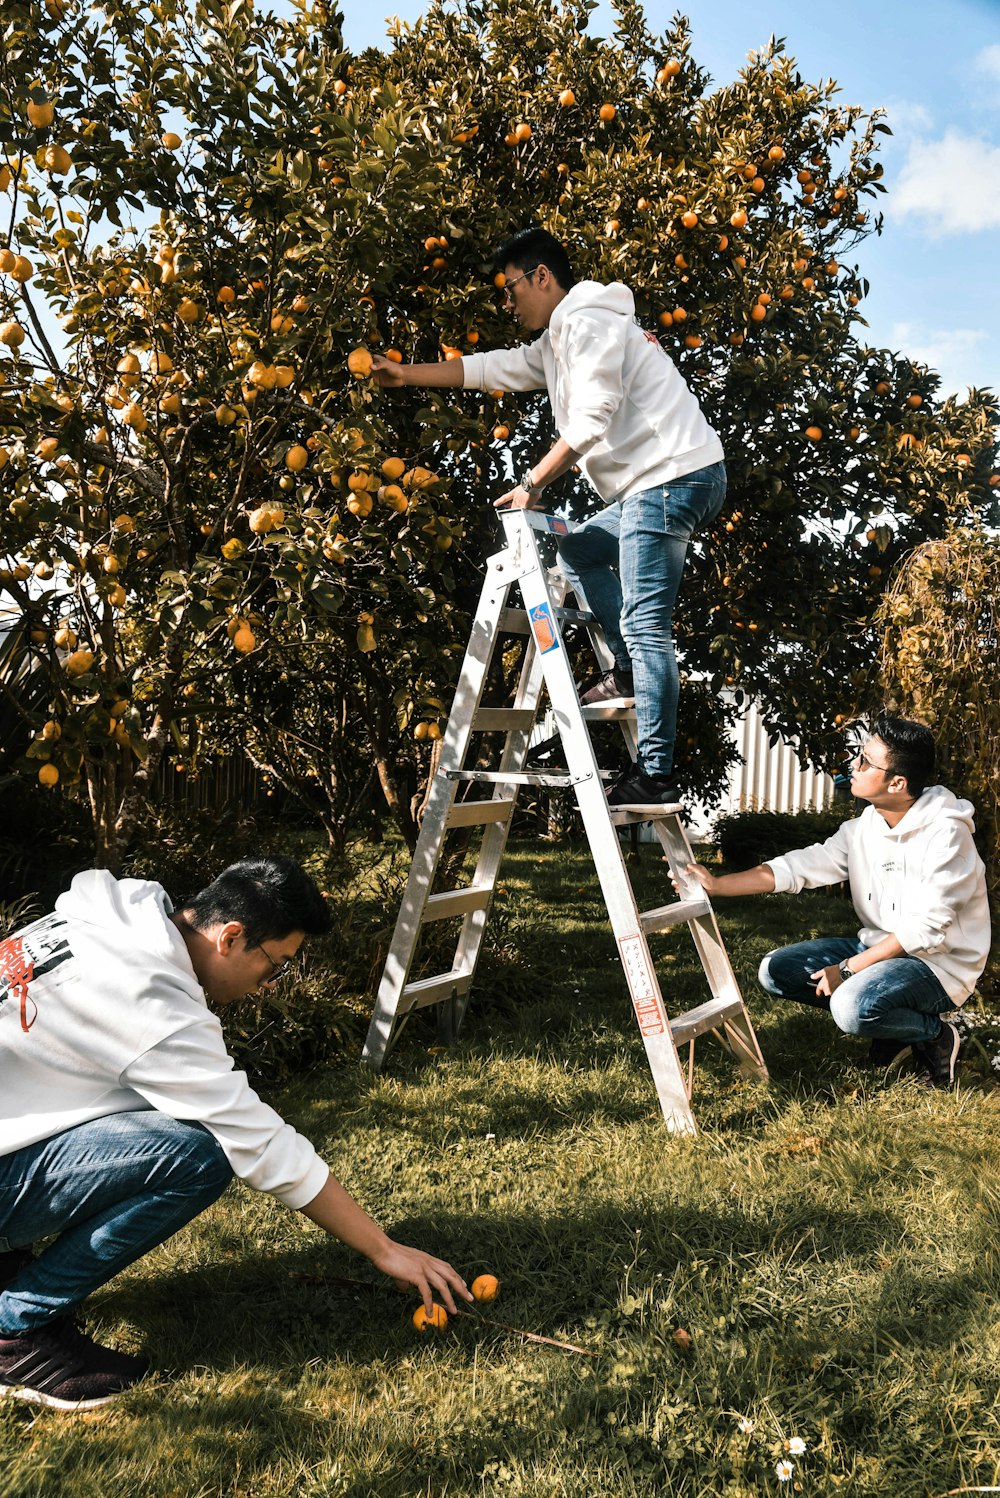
[682,713,991,1087]
[0,856,471,1410]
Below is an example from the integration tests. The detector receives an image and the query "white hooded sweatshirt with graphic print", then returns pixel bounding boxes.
[765,786,991,1004]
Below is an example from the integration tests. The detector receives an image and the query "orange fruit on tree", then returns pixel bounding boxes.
[217,285,236,305]
[43,144,72,174]
[906,393,923,408]
[161,131,182,150]
[11,256,33,282]
[27,99,55,128]
[768,145,785,161]
[38,764,59,788]
[274,364,295,388]
[232,626,256,653]
[599,103,616,122]
[750,304,766,322]
[657,58,681,81]
[471,1274,499,1302]
[493,424,509,440]
[385,348,403,362]
[123,403,147,432]
[382,456,406,480]
[285,444,308,472]
[412,1303,448,1333]
[805,425,823,441]
[347,347,372,378]
[65,648,94,676]
[658,311,674,328]
[558,88,576,106]
[729,209,748,229]
[684,333,702,348]
[680,210,698,229]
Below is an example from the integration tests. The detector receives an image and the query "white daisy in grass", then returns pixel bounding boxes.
[786,1437,807,1455]
[776,1460,794,1481]
[737,1417,755,1434]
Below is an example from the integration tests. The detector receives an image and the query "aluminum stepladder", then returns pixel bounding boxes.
[361,508,768,1134]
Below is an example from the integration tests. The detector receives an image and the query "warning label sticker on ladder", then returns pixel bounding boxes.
[529,601,560,654]
[618,934,666,1036]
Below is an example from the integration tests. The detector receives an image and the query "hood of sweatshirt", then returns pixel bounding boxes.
[547,280,636,356]
[878,784,977,842]
[55,869,200,991]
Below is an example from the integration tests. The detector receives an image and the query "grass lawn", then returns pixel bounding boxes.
[3,838,1000,1498]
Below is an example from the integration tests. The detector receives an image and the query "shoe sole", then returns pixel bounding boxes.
[608,801,685,815]
[0,1381,125,1410]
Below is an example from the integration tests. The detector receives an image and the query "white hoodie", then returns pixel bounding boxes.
[462,280,724,502]
[0,871,330,1207]
[765,786,991,1004]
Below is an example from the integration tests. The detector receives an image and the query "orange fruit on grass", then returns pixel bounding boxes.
[471,1274,499,1302]
[412,1303,448,1333]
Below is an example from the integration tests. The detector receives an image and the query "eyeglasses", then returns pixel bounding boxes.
[853,747,891,774]
[256,940,294,983]
[501,267,538,305]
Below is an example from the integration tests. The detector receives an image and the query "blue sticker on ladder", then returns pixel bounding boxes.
[529,601,559,654]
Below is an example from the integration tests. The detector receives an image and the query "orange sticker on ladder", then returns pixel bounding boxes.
[528,601,559,654]
[618,934,666,1036]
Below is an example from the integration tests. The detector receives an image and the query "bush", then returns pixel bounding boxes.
[712,805,853,867]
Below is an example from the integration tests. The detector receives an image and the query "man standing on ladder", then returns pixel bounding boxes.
[372,227,726,809]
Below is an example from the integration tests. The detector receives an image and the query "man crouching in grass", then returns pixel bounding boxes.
[0,855,471,1409]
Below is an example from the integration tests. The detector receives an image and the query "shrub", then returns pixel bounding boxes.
[712,805,853,868]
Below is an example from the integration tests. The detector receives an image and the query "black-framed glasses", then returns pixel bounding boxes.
[257,940,294,982]
[854,747,891,774]
[501,267,538,305]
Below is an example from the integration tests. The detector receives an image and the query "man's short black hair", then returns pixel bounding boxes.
[493,227,576,291]
[871,711,936,799]
[184,857,331,945]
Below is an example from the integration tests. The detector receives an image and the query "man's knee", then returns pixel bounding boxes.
[758,948,791,997]
[137,1114,233,1203]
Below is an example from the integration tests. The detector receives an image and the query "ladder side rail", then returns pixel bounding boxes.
[650,816,768,1080]
[512,515,699,1134]
[362,554,517,1069]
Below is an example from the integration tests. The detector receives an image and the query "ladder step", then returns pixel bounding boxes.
[580,702,636,720]
[472,707,537,732]
[669,996,746,1047]
[639,897,711,934]
[446,798,515,828]
[423,886,493,922]
[401,966,473,1013]
[444,769,612,787]
[499,606,595,635]
[610,803,685,823]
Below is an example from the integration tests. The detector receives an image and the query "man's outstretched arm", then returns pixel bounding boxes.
[371,355,464,389]
[682,863,777,898]
[300,1172,472,1314]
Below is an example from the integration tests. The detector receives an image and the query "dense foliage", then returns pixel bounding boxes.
[1,0,996,864]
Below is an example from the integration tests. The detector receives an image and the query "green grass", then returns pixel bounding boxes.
[3,840,1000,1498]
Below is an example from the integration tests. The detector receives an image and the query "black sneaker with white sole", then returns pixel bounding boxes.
[0,1317,149,1410]
[606,767,681,810]
[914,1021,962,1089]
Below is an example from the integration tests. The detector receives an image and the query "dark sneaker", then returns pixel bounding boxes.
[914,1021,962,1089]
[606,767,681,809]
[0,1317,149,1410]
[866,1037,913,1072]
[0,1249,34,1292]
[580,666,635,705]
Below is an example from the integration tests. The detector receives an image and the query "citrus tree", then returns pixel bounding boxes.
[1,0,997,867]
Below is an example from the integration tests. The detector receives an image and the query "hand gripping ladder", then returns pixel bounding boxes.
[361,509,768,1135]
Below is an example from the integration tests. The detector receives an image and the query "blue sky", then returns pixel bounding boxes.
[342,0,1000,402]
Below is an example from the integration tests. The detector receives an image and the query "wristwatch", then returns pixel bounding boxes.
[838,960,854,982]
[521,467,543,496]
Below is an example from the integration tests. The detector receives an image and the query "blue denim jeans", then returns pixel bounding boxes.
[0,1111,232,1333]
[758,937,955,1043]
[557,461,727,776]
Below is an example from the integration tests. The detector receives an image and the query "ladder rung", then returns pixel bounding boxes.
[444,769,601,787]
[446,798,515,828]
[472,708,537,732]
[670,996,745,1046]
[610,803,685,823]
[499,606,595,634]
[639,897,711,934]
[423,886,493,921]
[401,966,473,1013]
[580,703,636,721]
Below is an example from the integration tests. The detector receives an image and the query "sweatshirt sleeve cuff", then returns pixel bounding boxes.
[462,352,487,389]
[765,856,795,894]
[274,1156,331,1210]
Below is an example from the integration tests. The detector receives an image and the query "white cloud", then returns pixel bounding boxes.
[975,44,1000,82]
[890,322,989,398]
[887,129,1000,233]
